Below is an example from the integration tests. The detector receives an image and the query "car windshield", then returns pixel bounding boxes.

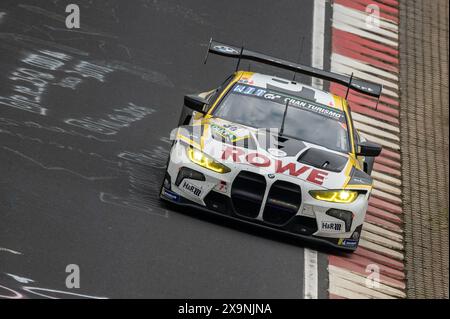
[213,84,351,153]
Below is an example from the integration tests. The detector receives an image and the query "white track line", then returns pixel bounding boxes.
[304,247,319,299]
[0,247,22,255]
[312,0,326,89]
[303,0,326,300]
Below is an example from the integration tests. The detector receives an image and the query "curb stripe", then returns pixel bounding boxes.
[355,247,404,270]
[365,213,403,233]
[352,112,400,132]
[358,239,404,260]
[367,205,402,223]
[354,121,400,141]
[329,256,405,289]
[371,189,402,204]
[334,0,399,23]
[332,20,398,47]
[332,28,399,57]
[373,162,401,176]
[331,254,405,279]
[333,3,399,32]
[369,197,402,214]
[372,171,402,186]
[328,0,405,299]
[363,223,403,241]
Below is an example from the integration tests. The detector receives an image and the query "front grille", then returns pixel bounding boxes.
[263,181,302,225]
[231,171,266,218]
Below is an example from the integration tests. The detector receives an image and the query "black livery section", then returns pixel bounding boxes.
[348,167,373,186]
[298,148,348,173]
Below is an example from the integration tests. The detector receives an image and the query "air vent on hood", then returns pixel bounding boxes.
[298,148,348,172]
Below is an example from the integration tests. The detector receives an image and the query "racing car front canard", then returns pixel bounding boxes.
[161,70,381,252]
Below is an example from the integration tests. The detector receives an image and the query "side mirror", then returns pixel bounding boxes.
[184,94,208,114]
[357,141,382,157]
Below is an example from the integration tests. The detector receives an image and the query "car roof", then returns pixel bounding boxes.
[236,71,346,111]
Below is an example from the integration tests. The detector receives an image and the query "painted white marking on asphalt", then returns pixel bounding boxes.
[303,0,327,300]
[0,285,23,299]
[22,286,108,299]
[0,247,22,255]
[304,248,319,299]
[5,273,35,284]
[2,146,116,181]
[312,0,326,89]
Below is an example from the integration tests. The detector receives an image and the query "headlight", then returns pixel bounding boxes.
[309,190,359,203]
[187,147,231,174]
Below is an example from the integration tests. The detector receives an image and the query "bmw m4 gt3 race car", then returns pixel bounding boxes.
[160,40,383,251]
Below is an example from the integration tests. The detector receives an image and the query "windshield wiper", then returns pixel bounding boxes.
[280,98,290,135]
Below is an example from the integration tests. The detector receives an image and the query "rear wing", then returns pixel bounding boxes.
[204,39,383,99]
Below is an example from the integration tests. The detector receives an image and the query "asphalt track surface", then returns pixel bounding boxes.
[0,0,330,298]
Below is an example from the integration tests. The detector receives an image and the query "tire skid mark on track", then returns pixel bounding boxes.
[0,0,318,298]
[99,139,172,217]
[2,146,116,181]
[328,0,406,299]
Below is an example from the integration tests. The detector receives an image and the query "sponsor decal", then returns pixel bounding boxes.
[211,123,238,142]
[221,146,329,185]
[221,123,239,131]
[321,221,344,233]
[340,239,358,247]
[233,85,268,97]
[238,78,254,85]
[182,181,202,197]
[232,84,344,121]
[213,45,239,54]
[214,181,228,193]
[162,188,180,202]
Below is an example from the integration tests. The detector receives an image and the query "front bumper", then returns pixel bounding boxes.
[161,187,361,252]
[162,141,367,251]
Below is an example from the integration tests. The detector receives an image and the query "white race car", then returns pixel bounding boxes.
[160,40,382,251]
